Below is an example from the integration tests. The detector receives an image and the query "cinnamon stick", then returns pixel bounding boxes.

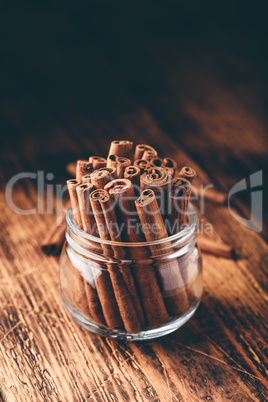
[107,155,131,178]
[104,179,169,328]
[90,189,144,333]
[135,189,189,317]
[134,144,158,161]
[124,165,141,195]
[150,158,163,168]
[82,174,92,184]
[192,186,227,205]
[108,140,133,159]
[99,192,146,331]
[168,177,192,233]
[66,180,96,320]
[89,190,123,329]
[140,167,172,216]
[75,184,106,326]
[66,162,76,177]
[41,218,66,256]
[89,156,107,169]
[76,160,93,182]
[178,166,197,183]
[90,167,117,189]
[76,183,97,234]
[198,235,235,258]
[162,158,177,177]
[66,179,83,228]
[133,159,152,174]
[142,150,156,161]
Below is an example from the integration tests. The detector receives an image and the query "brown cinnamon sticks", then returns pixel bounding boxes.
[42,139,238,335]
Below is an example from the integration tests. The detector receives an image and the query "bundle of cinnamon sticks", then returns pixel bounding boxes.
[43,140,233,333]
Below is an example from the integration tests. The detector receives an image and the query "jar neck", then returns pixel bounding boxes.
[66,203,198,260]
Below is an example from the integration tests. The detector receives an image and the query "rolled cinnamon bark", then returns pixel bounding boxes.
[41,218,66,256]
[90,189,143,333]
[66,179,83,228]
[105,179,169,328]
[134,144,158,161]
[74,183,106,325]
[142,150,156,161]
[107,154,117,169]
[107,155,131,178]
[67,179,100,322]
[124,165,141,195]
[89,190,123,329]
[140,167,172,216]
[150,158,163,168]
[133,159,152,174]
[168,177,192,233]
[116,157,131,178]
[90,167,117,189]
[76,183,97,235]
[162,158,177,177]
[82,174,92,184]
[89,156,107,170]
[108,140,133,159]
[192,186,227,204]
[99,193,146,330]
[198,235,235,258]
[179,166,197,183]
[76,160,93,182]
[135,189,189,317]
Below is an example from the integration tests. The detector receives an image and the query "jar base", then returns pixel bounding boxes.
[62,296,200,341]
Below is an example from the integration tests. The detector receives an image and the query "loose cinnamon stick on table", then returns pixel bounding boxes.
[41,217,66,256]
[76,160,93,182]
[135,189,189,317]
[66,162,76,177]
[134,144,158,161]
[90,189,144,333]
[179,166,227,204]
[198,235,235,258]
[108,140,133,159]
[192,186,228,205]
[89,156,107,170]
[90,167,117,189]
[105,179,169,328]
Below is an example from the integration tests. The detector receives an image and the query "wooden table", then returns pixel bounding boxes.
[0,4,267,401]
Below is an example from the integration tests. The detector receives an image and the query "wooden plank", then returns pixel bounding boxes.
[0,19,267,400]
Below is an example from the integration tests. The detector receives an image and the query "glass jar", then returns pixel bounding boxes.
[60,204,202,341]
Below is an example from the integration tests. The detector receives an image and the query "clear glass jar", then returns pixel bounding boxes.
[60,204,202,341]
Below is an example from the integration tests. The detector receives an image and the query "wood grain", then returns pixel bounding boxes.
[0,4,267,401]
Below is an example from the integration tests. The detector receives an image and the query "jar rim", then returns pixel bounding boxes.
[66,203,198,248]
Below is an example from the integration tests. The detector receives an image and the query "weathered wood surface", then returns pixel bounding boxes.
[0,4,267,401]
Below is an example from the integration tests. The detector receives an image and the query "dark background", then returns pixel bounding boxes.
[0,2,267,234]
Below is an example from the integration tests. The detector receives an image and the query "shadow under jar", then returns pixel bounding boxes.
[60,204,203,341]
